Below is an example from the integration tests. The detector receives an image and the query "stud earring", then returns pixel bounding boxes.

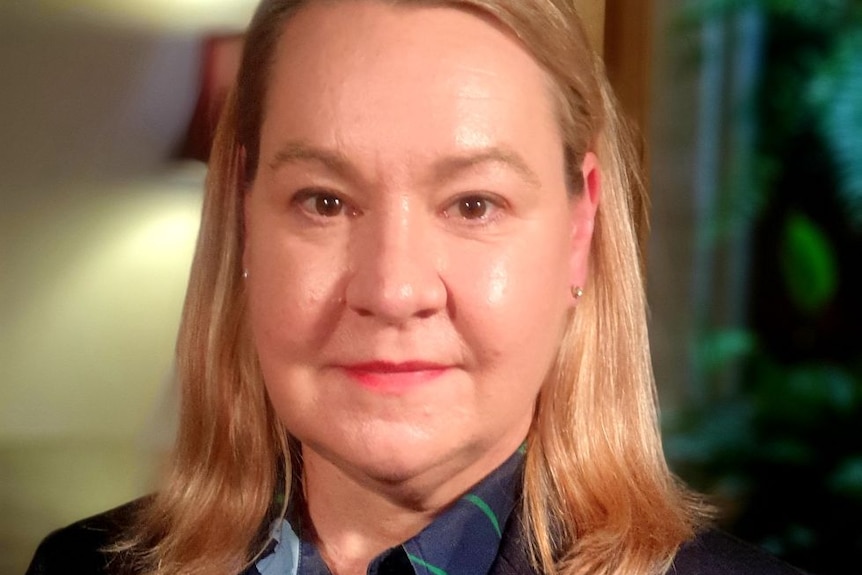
[242,269,249,279]
[571,286,584,299]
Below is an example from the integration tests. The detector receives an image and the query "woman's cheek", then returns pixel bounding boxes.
[461,245,527,312]
[250,246,343,349]
[480,256,510,306]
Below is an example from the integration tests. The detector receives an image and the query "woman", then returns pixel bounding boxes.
[28,1,804,574]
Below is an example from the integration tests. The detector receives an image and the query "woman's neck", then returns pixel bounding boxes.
[301,453,441,575]
[299,449,513,574]
[298,432,527,575]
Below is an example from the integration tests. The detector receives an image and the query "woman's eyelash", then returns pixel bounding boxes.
[289,189,505,224]
[292,189,356,218]
[444,194,506,223]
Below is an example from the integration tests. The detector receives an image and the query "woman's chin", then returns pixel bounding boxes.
[304,429,478,493]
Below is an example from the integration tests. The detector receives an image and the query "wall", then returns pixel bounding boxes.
[0,6,211,572]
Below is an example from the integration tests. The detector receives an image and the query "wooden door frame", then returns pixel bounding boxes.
[603,0,654,265]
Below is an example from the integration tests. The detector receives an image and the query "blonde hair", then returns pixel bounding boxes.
[123,1,708,574]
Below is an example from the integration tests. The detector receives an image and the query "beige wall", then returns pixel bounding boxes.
[0,175,201,573]
[0,7,212,572]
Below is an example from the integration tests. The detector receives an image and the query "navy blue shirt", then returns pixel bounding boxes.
[251,448,524,575]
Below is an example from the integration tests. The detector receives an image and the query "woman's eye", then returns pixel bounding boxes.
[294,191,351,218]
[445,195,502,222]
[458,197,489,219]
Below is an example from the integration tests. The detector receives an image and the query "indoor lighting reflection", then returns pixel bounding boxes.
[30,0,259,30]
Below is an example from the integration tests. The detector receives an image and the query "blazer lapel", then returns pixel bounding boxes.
[488,510,540,575]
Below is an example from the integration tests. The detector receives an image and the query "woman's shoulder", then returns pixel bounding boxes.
[495,513,808,575]
[26,498,147,575]
[670,529,809,575]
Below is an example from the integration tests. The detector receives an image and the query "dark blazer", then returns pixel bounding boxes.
[27,500,807,575]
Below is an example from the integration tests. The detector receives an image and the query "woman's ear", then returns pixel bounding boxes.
[581,151,602,207]
[569,152,601,294]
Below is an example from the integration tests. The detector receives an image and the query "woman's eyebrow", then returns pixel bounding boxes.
[429,147,542,189]
[268,141,541,189]
[268,141,360,182]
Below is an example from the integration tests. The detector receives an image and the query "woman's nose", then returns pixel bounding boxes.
[344,209,447,324]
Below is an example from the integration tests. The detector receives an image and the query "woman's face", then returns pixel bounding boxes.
[244,1,598,495]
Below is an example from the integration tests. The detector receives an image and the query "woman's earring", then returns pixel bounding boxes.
[571,286,584,300]
[242,269,249,280]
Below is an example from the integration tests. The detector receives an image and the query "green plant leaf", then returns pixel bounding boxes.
[755,364,859,423]
[780,212,838,314]
[808,30,862,227]
[829,457,862,499]
[696,329,758,375]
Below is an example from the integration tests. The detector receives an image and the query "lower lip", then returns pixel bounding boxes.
[342,367,450,393]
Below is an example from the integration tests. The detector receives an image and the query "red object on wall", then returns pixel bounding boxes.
[179,34,244,163]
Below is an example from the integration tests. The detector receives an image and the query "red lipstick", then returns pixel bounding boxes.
[341,361,450,393]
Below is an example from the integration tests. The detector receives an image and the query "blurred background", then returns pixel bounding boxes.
[651,2,862,574]
[0,1,253,572]
[1,0,860,574]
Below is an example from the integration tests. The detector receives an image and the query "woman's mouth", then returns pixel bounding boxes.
[340,361,452,393]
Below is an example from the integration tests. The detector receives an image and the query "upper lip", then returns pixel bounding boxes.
[340,361,451,373]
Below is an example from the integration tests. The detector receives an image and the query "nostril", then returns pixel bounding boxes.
[416,308,437,320]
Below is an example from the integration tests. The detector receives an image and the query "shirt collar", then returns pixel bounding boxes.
[253,447,525,575]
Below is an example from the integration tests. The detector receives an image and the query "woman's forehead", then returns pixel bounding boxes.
[257,1,564,181]
[268,1,546,96]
